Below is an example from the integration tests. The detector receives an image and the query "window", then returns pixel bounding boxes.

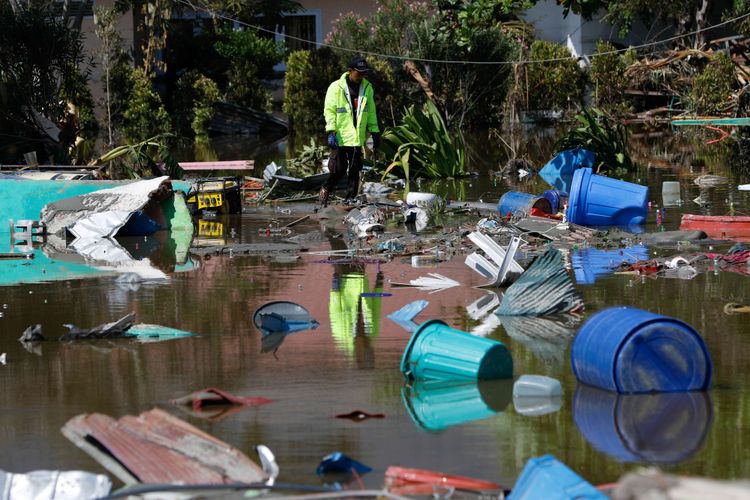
[283,15,317,52]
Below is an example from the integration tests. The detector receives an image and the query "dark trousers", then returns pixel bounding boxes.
[323,146,362,199]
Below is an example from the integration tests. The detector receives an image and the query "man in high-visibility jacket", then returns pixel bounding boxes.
[319,56,381,206]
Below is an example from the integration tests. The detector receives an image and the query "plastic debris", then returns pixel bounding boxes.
[377,239,405,253]
[362,182,393,195]
[170,388,273,410]
[316,452,372,476]
[392,273,460,293]
[0,469,112,500]
[334,410,386,421]
[403,206,428,231]
[387,300,429,332]
[385,465,501,495]
[507,454,607,500]
[465,232,524,287]
[255,445,279,486]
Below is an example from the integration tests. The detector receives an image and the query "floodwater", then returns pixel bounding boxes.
[2,126,750,493]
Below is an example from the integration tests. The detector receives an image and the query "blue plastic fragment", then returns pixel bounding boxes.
[316,452,372,476]
[507,454,607,499]
[387,300,429,332]
[539,149,595,193]
[360,292,392,298]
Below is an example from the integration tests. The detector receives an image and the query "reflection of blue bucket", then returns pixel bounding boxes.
[567,168,648,226]
[498,192,552,218]
[402,379,512,432]
[507,454,606,500]
[401,320,513,381]
[573,385,713,464]
[571,307,713,393]
[542,190,568,214]
[571,246,649,285]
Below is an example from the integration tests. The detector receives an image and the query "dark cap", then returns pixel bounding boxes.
[348,56,370,73]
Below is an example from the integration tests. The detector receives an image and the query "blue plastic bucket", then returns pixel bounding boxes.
[573,385,713,464]
[401,320,513,381]
[571,307,713,393]
[498,192,552,218]
[402,379,511,432]
[566,168,648,226]
[507,454,607,500]
[542,189,568,214]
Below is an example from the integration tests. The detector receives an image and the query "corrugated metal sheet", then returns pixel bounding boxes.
[495,248,583,316]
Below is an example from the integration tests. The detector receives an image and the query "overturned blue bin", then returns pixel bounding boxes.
[566,168,648,226]
[402,379,512,432]
[573,385,713,464]
[571,307,713,394]
[401,320,513,381]
[542,189,568,214]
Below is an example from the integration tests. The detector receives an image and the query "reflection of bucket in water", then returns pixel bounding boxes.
[573,385,713,464]
[498,192,552,218]
[571,245,649,285]
[571,307,713,393]
[402,379,512,432]
[401,320,513,381]
[662,181,681,207]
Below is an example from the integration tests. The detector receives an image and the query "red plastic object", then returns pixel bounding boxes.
[384,466,501,493]
[170,388,273,410]
[681,214,750,241]
[704,125,729,145]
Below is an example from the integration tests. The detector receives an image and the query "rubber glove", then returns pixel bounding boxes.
[371,132,381,150]
[328,132,338,149]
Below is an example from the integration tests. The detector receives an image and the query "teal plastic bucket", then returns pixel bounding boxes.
[402,379,512,432]
[571,307,713,394]
[401,320,513,381]
[566,168,648,226]
[498,192,552,218]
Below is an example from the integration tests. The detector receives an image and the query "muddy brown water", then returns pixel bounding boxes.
[1,128,750,492]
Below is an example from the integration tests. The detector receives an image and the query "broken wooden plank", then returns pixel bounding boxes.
[62,407,266,486]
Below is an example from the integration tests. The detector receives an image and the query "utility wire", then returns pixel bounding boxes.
[176,0,750,65]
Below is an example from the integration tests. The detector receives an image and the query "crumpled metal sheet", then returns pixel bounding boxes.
[496,247,584,316]
[41,176,170,239]
[0,470,111,500]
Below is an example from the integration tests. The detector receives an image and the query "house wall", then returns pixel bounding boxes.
[80,1,136,122]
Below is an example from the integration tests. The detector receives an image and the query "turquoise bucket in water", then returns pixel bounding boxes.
[401,320,513,381]
[402,379,512,432]
[566,168,648,226]
[571,307,713,394]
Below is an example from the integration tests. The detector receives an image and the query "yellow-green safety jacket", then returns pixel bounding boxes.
[324,72,380,147]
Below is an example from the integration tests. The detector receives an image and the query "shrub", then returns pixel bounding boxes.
[214,28,285,112]
[380,100,466,181]
[524,40,584,112]
[589,41,630,114]
[555,108,634,174]
[173,70,221,137]
[689,52,736,115]
[121,68,172,142]
[283,47,343,131]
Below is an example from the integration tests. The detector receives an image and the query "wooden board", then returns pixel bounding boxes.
[62,407,266,486]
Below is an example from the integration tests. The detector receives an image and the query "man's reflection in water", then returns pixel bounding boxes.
[329,267,383,369]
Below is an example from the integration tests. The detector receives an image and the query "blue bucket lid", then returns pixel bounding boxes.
[565,168,592,225]
[400,319,448,379]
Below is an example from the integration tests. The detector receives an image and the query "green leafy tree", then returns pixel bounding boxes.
[214,28,285,111]
[283,48,342,131]
[524,40,584,112]
[121,68,172,142]
[689,52,737,115]
[0,2,93,162]
[173,70,222,136]
[589,40,630,113]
